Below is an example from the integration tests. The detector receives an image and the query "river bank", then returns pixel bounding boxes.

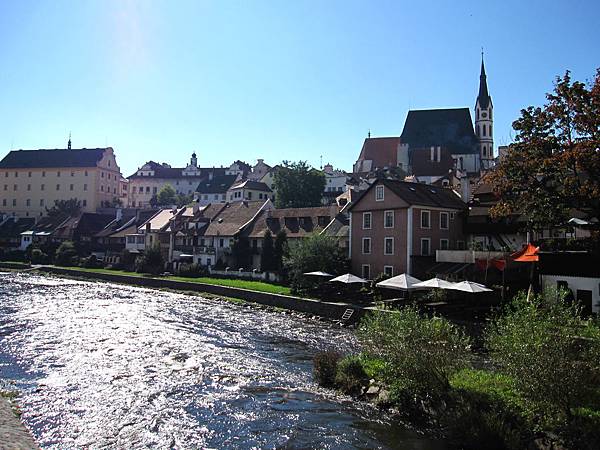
[0,393,38,450]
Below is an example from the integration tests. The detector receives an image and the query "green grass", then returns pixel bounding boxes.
[47,266,292,295]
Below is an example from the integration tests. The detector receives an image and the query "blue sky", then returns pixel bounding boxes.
[0,0,598,176]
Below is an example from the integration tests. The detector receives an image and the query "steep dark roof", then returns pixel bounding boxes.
[0,148,108,169]
[400,108,478,155]
[196,175,238,194]
[127,162,226,179]
[349,179,466,211]
[355,137,399,170]
[230,179,272,192]
[0,217,35,238]
[243,205,339,239]
[477,59,492,109]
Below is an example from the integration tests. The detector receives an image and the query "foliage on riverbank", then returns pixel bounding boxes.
[314,290,600,449]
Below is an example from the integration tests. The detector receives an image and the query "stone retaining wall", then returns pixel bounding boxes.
[36,267,368,324]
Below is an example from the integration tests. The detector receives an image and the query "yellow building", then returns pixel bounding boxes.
[0,147,122,218]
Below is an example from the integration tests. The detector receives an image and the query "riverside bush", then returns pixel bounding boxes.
[177,263,205,278]
[358,307,471,398]
[54,241,78,266]
[334,355,369,395]
[486,289,600,427]
[313,350,341,388]
[134,244,164,275]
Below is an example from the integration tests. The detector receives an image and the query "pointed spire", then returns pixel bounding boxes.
[477,51,491,109]
[68,132,72,150]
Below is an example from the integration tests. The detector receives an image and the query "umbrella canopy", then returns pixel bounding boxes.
[330,273,368,284]
[511,243,539,262]
[376,273,423,291]
[450,280,493,293]
[303,271,334,277]
[412,277,456,289]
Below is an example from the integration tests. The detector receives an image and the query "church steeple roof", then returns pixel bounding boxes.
[477,55,491,109]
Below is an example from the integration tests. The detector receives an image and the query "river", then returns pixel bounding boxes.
[0,272,445,449]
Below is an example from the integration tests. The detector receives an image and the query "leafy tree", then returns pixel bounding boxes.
[274,230,288,272]
[134,244,164,274]
[260,230,277,272]
[486,289,600,424]
[157,184,177,206]
[490,69,600,231]
[149,195,158,208]
[175,193,193,207]
[273,161,326,208]
[54,241,78,266]
[46,199,81,218]
[284,233,347,293]
[231,235,251,269]
[359,307,471,397]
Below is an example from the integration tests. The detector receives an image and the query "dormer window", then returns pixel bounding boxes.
[375,185,384,201]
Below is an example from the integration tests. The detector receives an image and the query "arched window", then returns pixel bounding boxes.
[476,125,480,136]
[488,109,492,119]
[476,109,479,119]
[482,125,487,137]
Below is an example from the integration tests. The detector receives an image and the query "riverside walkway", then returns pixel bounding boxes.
[0,398,37,450]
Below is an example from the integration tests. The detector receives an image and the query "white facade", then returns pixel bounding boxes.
[542,275,600,313]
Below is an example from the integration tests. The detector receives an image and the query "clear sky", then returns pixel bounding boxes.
[0,0,598,176]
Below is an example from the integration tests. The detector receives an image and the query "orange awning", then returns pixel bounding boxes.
[511,243,539,262]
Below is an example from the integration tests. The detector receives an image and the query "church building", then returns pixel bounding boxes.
[353,56,494,181]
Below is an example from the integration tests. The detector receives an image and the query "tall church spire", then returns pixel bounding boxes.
[477,53,491,109]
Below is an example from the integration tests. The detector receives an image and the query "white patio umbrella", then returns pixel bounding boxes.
[376,273,423,291]
[412,277,456,289]
[450,281,493,293]
[303,271,334,277]
[330,273,368,284]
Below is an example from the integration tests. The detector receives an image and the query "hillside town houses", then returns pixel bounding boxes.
[1,57,598,312]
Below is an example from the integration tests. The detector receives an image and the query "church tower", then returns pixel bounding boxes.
[475,54,493,170]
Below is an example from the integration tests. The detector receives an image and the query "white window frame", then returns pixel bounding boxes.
[383,265,394,277]
[440,212,449,230]
[375,185,384,201]
[421,210,431,229]
[362,212,372,230]
[384,237,394,255]
[440,238,449,250]
[362,264,371,280]
[362,237,371,255]
[421,238,431,256]
[384,210,394,228]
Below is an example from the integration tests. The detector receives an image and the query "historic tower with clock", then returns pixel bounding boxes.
[474,55,494,169]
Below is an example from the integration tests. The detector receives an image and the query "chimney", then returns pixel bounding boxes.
[116,208,122,221]
[461,176,470,202]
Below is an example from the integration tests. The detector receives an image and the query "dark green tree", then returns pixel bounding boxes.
[54,241,78,266]
[274,230,288,271]
[46,199,81,218]
[176,193,194,207]
[273,161,326,208]
[284,233,347,293]
[134,244,164,274]
[231,235,251,269]
[157,184,177,206]
[260,230,276,272]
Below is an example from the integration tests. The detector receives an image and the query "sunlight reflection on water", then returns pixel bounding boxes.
[0,272,445,449]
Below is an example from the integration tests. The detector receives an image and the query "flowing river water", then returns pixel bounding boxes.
[0,272,445,449]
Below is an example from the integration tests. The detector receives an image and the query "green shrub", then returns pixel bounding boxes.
[335,355,369,395]
[119,249,136,271]
[313,350,341,388]
[178,263,205,278]
[54,241,78,266]
[134,244,164,275]
[358,307,471,398]
[486,289,600,426]
[29,248,49,264]
[80,254,103,269]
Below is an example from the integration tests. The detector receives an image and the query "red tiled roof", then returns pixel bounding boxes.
[355,137,399,170]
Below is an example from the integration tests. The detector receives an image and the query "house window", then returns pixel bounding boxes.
[41,184,45,191]
[40,199,44,206]
[101,185,104,192]
[457,240,465,250]
[57,171,60,177]
[56,184,60,191]
[146,187,150,193]
[375,185,384,201]
[421,210,431,229]
[3,185,6,190]
[84,184,87,191]
[362,237,371,254]
[153,187,157,194]
[440,212,449,230]
[219,238,224,247]
[71,171,74,177]
[384,210,394,228]
[85,171,88,176]
[132,186,136,193]
[440,239,449,250]
[14,171,18,177]
[42,171,45,177]
[26,199,31,206]
[362,264,371,280]
[101,172,104,178]
[70,184,74,191]
[12,199,16,206]
[13,184,17,191]
[450,212,455,220]
[384,265,394,277]
[421,238,431,256]
[28,171,32,177]
[384,237,394,255]
[82,199,87,207]
[362,212,372,229]
[27,184,31,191]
